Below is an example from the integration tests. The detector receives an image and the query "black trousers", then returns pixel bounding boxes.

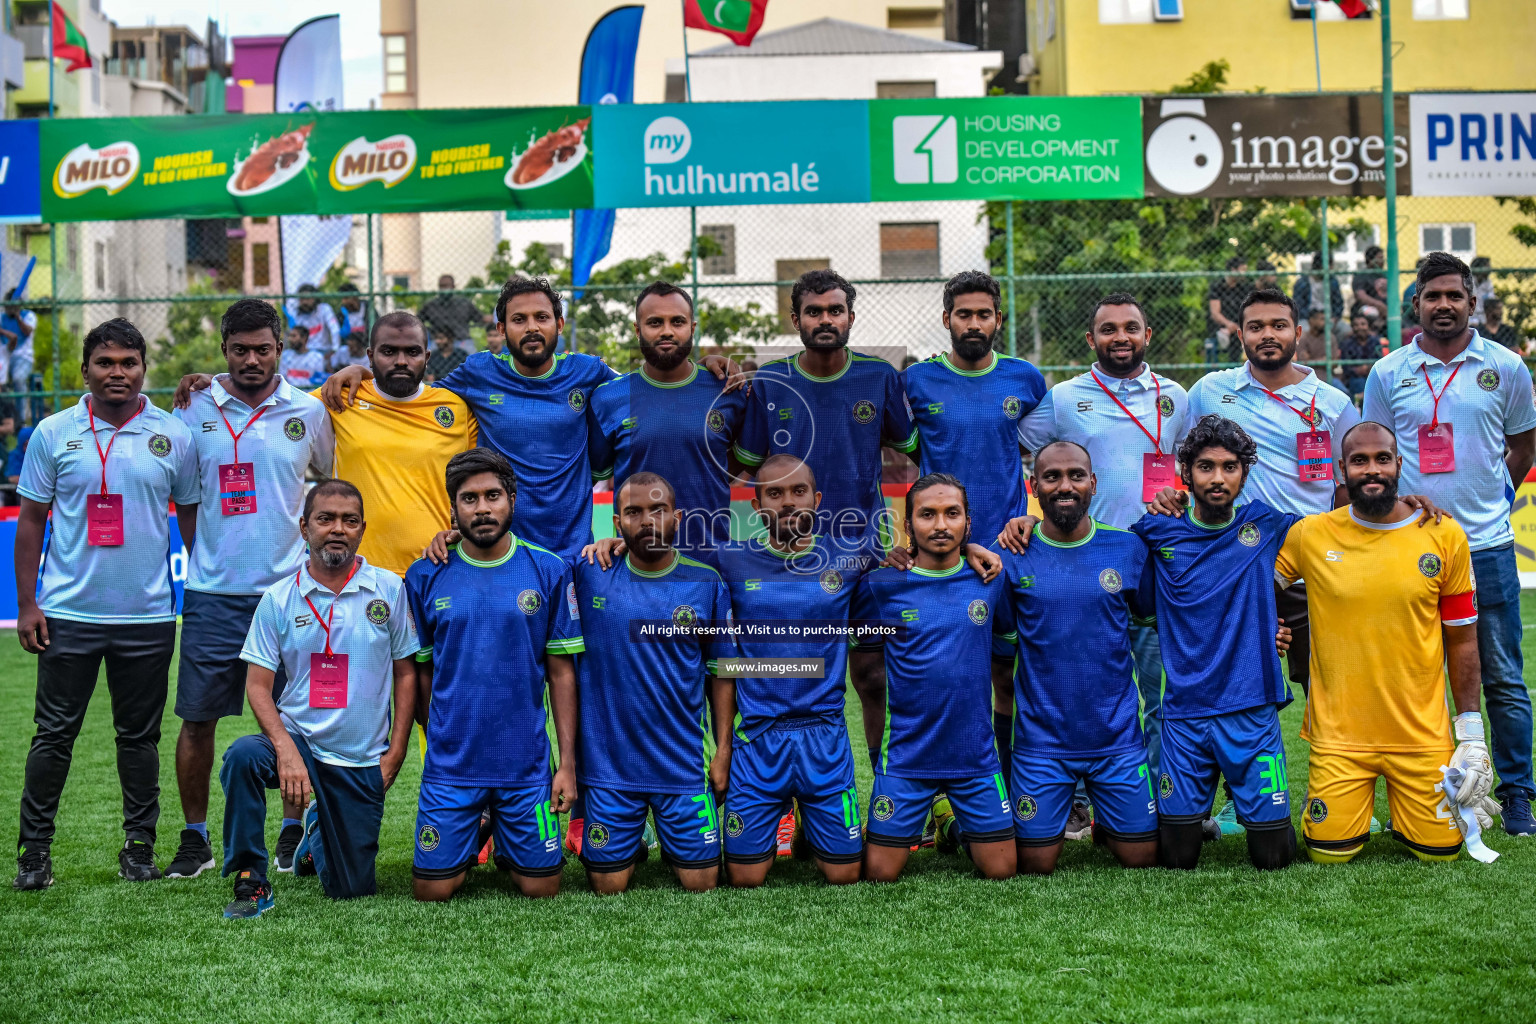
[18,617,178,849]
[1273,580,1310,697]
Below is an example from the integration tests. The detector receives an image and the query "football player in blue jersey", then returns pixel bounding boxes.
[853,474,1017,882]
[404,449,582,901]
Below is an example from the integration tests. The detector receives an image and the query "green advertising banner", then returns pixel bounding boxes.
[40,106,594,222]
[868,96,1143,202]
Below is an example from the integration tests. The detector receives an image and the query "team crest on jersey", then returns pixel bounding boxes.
[704,409,726,434]
[672,604,698,627]
[517,590,542,615]
[1238,523,1261,548]
[1016,795,1038,821]
[433,406,455,428]
[967,599,989,624]
[416,824,440,852]
[871,795,895,821]
[1159,773,1173,799]
[567,388,586,412]
[851,399,876,424]
[147,434,172,457]
[1477,368,1500,392]
[366,599,390,625]
[1002,395,1021,419]
[820,569,844,595]
[1307,797,1328,823]
[725,811,744,838]
[1099,568,1123,593]
[587,822,610,849]
[1418,553,1442,578]
[1158,395,1175,418]
[284,417,306,441]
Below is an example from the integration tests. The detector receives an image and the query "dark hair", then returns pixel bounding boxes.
[220,298,282,344]
[1365,245,1383,261]
[635,280,693,316]
[1340,420,1397,456]
[82,317,147,363]
[943,270,1001,314]
[1417,251,1474,292]
[616,471,675,509]
[756,453,816,493]
[370,310,425,348]
[337,281,359,294]
[791,268,855,317]
[1033,439,1092,471]
[4,288,15,301]
[1226,256,1245,271]
[297,283,318,294]
[445,447,516,503]
[1090,292,1146,327]
[1177,415,1258,482]
[906,472,969,517]
[1239,287,1298,324]
[496,277,563,324]
[302,478,364,520]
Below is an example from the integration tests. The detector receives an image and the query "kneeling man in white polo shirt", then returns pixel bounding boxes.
[219,479,418,919]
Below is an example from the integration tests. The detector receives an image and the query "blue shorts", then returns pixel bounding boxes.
[866,771,1015,847]
[176,590,287,721]
[724,718,861,864]
[1158,706,1291,827]
[412,780,564,879]
[578,786,721,871]
[1011,749,1158,845]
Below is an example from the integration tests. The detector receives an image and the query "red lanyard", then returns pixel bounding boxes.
[298,558,361,658]
[1091,369,1162,455]
[1260,387,1317,429]
[1423,363,1462,429]
[217,401,269,464]
[86,397,145,496]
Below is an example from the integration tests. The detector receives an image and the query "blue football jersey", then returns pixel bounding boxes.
[441,350,617,561]
[1131,501,1299,719]
[572,553,737,794]
[997,522,1149,757]
[734,352,916,558]
[713,537,862,740]
[850,563,1012,778]
[403,538,584,787]
[902,353,1047,547]
[586,364,748,557]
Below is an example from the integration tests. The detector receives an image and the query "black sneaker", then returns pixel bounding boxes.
[165,829,215,879]
[274,823,303,874]
[1065,804,1094,842]
[223,870,274,920]
[13,846,53,891]
[118,839,162,881]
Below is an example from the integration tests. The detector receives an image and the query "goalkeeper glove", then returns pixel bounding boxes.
[1449,712,1495,807]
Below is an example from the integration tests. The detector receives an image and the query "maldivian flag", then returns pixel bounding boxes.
[51,2,92,72]
[1328,0,1372,17]
[683,0,768,47]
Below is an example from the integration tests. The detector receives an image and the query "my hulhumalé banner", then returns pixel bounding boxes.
[40,106,595,222]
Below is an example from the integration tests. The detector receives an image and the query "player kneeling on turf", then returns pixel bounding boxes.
[854,474,1017,881]
[405,449,582,900]
[997,441,1158,874]
[221,481,418,919]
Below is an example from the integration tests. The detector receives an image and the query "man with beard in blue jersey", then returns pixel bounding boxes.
[404,449,582,901]
[587,281,749,564]
[853,474,1017,882]
[571,471,737,893]
[1000,441,1158,874]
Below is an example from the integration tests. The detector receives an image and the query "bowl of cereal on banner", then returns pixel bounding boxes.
[506,118,590,191]
[228,124,314,197]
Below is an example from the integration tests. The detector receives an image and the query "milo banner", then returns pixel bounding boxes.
[41,106,595,222]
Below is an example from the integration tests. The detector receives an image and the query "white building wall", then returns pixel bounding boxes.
[682,51,1001,100]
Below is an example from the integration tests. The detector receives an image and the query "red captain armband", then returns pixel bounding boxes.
[1440,591,1477,626]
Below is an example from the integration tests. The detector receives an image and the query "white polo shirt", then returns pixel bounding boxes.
[1188,364,1360,516]
[1018,364,1191,529]
[1363,331,1536,552]
[176,377,334,596]
[241,558,418,768]
[16,396,198,624]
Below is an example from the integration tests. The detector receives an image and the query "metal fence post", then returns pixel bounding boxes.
[1321,200,1333,383]
[365,214,375,330]
[689,206,699,314]
[1381,0,1402,347]
[1004,201,1017,357]
[48,225,60,414]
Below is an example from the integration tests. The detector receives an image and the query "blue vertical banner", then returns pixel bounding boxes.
[0,120,41,224]
[572,5,643,297]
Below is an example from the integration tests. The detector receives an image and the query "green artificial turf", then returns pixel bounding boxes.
[2,601,1536,1023]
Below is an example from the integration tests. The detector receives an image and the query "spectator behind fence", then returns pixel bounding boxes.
[1292,252,1344,329]
[280,326,325,388]
[1470,256,1495,327]
[284,284,340,357]
[0,290,37,422]
[1295,307,1332,367]
[419,275,489,355]
[1255,259,1278,290]
[1350,245,1386,321]
[332,331,370,371]
[1205,257,1248,363]
[1334,312,1382,400]
[335,282,369,341]
[1483,298,1522,351]
[424,325,468,383]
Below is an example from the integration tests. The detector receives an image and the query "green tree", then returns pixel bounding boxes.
[151,275,237,389]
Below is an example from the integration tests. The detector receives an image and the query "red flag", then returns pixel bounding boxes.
[51,1,92,72]
[1330,0,1371,18]
[683,0,768,47]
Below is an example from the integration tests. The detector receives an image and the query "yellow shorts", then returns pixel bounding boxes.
[1303,747,1462,857]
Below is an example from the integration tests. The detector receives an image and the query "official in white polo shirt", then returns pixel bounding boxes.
[12,319,199,892]
[219,479,418,919]
[1014,292,1191,782]
[164,299,335,883]
[1363,252,1536,838]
